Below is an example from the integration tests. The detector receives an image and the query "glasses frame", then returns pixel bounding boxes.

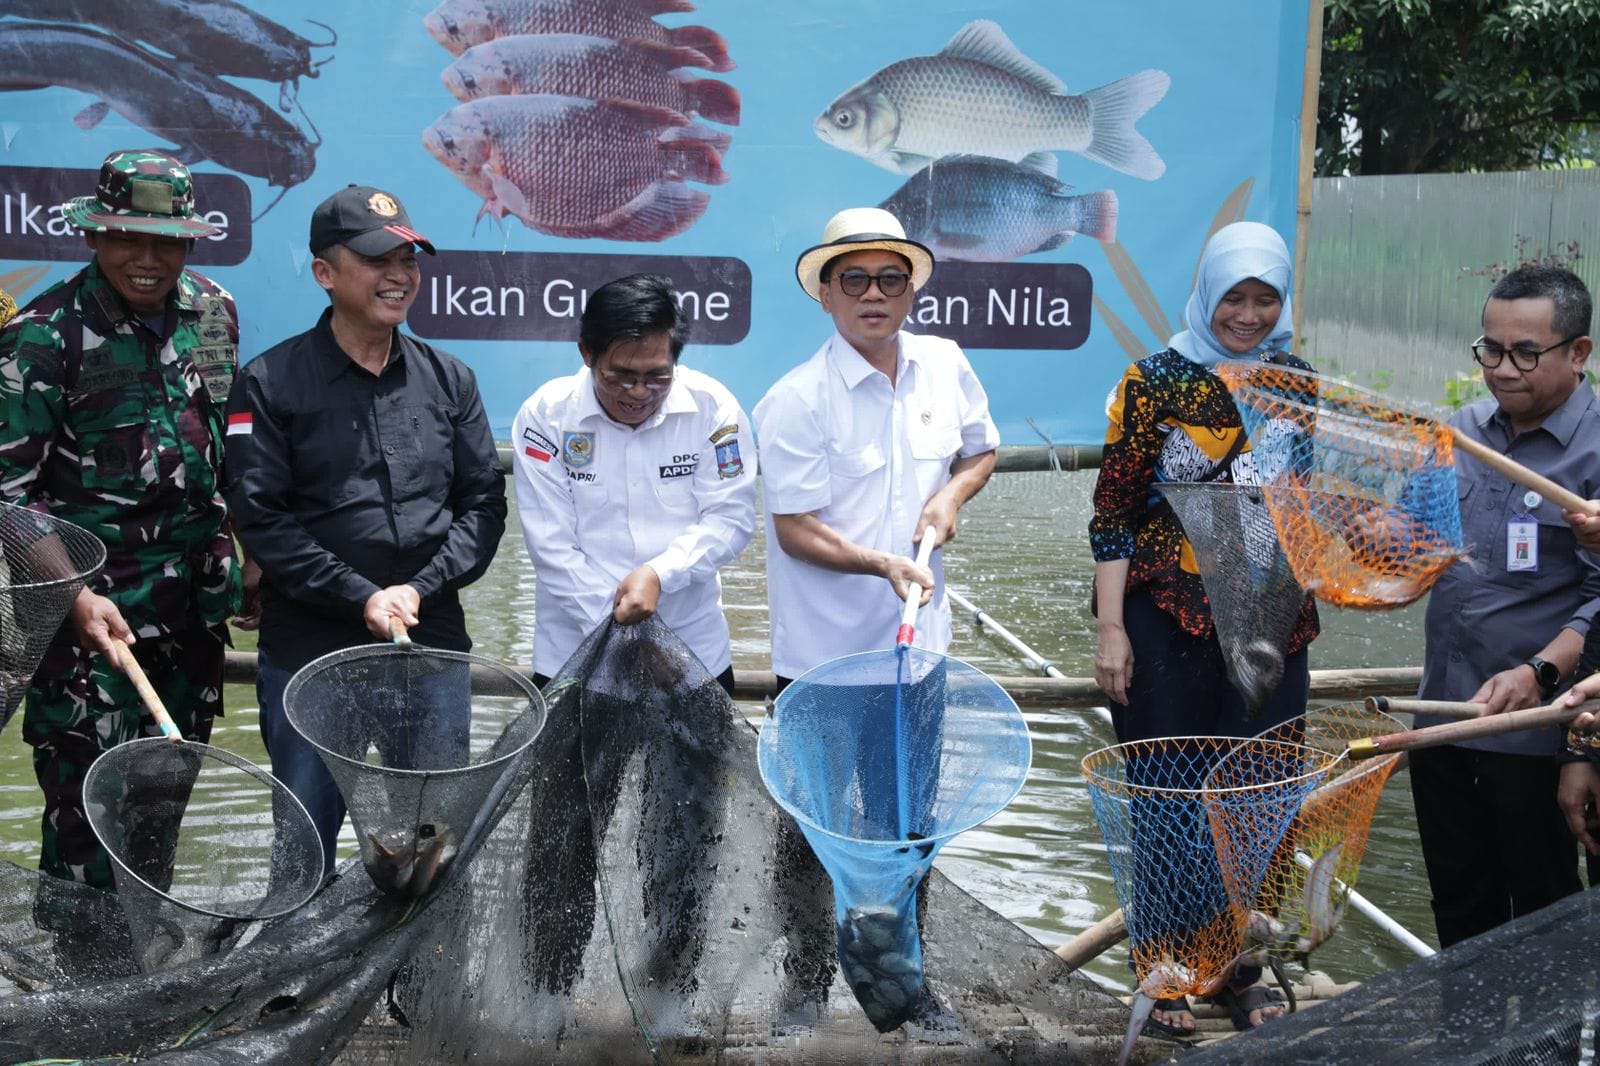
[833,269,911,298]
[595,365,676,394]
[1471,335,1580,372]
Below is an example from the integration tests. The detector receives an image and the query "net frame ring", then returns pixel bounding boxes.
[82,736,326,921]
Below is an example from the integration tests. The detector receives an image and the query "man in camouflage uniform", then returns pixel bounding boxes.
[0,150,242,889]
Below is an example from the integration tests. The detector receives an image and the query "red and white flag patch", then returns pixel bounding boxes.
[226,412,253,436]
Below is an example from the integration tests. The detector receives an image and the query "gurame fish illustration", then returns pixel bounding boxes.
[881,154,1116,262]
[424,0,733,73]
[424,94,727,241]
[443,33,739,126]
[0,22,317,191]
[816,20,1169,180]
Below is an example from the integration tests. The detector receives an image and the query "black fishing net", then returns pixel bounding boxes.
[0,616,1143,1063]
[1157,481,1307,714]
[0,500,106,732]
[1188,882,1600,1065]
[82,737,325,973]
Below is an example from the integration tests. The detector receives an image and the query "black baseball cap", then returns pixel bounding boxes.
[309,184,435,257]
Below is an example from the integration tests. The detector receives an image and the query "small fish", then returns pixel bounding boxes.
[1296,843,1347,955]
[424,0,733,72]
[443,34,738,125]
[1234,638,1286,717]
[0,23,316,191]
[816,20,1169,179]
[366,823,458,898]
[423,94,727,241]
[881,154,1116,262]
[5,0,335,98]
[1119,956,1199,1065]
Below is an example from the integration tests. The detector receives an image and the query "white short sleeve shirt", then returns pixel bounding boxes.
[512,366,755,677]
[754,330,999,678]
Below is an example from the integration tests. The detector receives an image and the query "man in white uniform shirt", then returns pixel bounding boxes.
[512,274,755,689]
[755,207,999,687]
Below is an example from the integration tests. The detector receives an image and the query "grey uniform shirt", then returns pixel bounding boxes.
[1418,385,1600,754]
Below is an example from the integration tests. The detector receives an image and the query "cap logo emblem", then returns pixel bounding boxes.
[129,179,176,216]
[367,192,399,217]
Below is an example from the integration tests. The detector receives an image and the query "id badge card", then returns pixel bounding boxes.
[1507,511,1539,572]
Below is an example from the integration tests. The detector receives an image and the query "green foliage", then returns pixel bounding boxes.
[1443,372,1488,410]
[1319,0,1600,175]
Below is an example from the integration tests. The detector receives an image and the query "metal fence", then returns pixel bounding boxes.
[1302,167,1600,410]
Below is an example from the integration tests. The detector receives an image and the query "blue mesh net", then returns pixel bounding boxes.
[757,647,1031,1032]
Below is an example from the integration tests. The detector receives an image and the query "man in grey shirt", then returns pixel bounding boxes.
[1413,264,1597,948]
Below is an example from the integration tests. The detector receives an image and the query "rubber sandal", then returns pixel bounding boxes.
[1216,983,1286,1031]
[1144,995,1196,1037]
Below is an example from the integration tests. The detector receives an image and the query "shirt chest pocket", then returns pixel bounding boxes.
[76,415,155,493]
[828,441,887,479]
[909,418,962,462]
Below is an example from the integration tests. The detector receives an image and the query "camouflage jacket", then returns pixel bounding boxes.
[0,260,241,637]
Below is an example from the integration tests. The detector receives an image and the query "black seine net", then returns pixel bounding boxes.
[0,500,106,732]
[0,617,1140,1064]
[82,737,325,973]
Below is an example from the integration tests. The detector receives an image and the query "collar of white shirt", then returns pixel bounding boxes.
[826,330,926,391]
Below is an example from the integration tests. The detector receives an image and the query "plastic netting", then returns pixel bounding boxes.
[1216,362,1464,608]
[283,644,545,897]
[1157,481,1308,714]
[81,737,324,972]
[1082,737,1327,1001]
[0,617,1136,1063]
[757,648,1032,1032]
[1188,882,1600,1065]
[1245,702,1406,964]
[0,500,106,731]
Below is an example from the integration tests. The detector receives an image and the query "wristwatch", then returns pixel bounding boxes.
[1523,656,1561,698]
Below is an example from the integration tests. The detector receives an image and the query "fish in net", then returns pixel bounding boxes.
[1157,481,1308,715]
[283,643,546,897]
[0,500,107,732]
[0,616,1135,1063]
[81,737,325,972]
[1215,362,1465,609]
[757,646,1032,1033]
[1083,735,1329,1064]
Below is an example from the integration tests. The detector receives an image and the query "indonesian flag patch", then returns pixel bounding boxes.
[226,412,253,436]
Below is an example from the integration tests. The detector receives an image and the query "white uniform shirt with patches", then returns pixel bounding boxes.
[512,365,755,677]
[754,330,999,678]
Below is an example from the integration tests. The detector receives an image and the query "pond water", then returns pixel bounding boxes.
[0,471,1442,997]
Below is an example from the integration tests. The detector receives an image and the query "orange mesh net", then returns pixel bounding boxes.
[1216,362,1465,608]
[1082,736,1327,1000]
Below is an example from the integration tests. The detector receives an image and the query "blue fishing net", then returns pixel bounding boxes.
[757,647,1031,1032]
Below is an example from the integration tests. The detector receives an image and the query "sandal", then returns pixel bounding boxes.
[1144,995,1196,1037]
[1215,983,1286,1031]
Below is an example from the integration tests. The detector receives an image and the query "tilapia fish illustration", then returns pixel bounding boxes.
[443,33,739,125]
[881,154,1116,262]
[817,20,1169,180]
[424,94,727,241]
[424,0,733,72]
[0,22,317,190]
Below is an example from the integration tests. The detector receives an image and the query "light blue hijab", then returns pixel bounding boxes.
[1168,221,1294,368]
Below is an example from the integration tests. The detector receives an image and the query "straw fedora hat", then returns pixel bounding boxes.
[794,207,934,301]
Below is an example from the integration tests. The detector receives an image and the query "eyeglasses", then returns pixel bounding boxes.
[1471,335,1580,372]
[833,270,911,298]
[596,366,675,393]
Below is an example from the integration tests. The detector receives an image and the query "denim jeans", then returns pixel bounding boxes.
[258,648,346,873]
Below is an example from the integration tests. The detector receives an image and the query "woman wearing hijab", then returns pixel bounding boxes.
[1087,221,1314,1033]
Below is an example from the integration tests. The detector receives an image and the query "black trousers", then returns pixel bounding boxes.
[1409,743,1582,948]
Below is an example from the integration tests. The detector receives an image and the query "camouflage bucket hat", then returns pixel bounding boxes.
[61,150,221,238]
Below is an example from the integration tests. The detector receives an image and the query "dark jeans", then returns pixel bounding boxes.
[1410,743,1582,948]
[1110,589,1310,744]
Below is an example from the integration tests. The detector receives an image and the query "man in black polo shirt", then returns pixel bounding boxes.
[224,184,506,870]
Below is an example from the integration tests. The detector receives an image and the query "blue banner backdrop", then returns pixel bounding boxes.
[0,0,1313,443]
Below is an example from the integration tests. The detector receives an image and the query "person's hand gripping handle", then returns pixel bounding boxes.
[896,526,939,649]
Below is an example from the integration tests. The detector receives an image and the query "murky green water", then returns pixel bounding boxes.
[0,472,1440,996]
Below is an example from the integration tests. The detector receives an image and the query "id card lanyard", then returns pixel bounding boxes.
[1507,491,1541,573]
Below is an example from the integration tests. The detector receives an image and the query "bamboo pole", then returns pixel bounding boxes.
[1053,907,1127,968]
[110,638,182,742]
[1349,698,1600,759]
[1366,696,1483,719]
[1292,0,1325,348]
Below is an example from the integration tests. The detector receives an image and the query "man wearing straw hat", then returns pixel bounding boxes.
[1413,264,1598,948]
[755,207,999,689]
[225,184,505,871]
[0,149,242,890]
